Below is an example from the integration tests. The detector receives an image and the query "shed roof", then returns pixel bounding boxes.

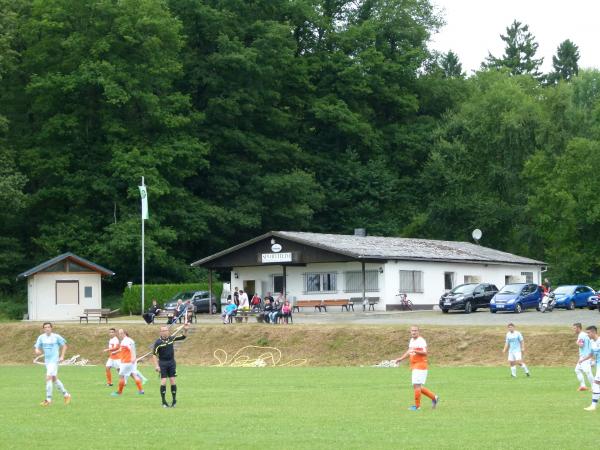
[17,252,115,279]
[192,231,545,267]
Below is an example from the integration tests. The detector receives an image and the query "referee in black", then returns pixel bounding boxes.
[152,322,188,407]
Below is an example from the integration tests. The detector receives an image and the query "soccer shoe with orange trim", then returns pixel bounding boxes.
[584,405,597,411]
[64,394,71,405]
[40,400,51,407]
[407,405,421,411]
[578,386,589,392]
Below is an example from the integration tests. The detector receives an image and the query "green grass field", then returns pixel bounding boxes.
[0,365,597,449]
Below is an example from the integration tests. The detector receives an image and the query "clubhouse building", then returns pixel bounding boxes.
[192,231,545,310]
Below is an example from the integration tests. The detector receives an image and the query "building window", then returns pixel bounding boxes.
[444,272,455,290]
[272,275,283,294]
[399,270,423,293]
[344,271,379,292]
[304,272,337,293]
[84,286,93,298]
[521,272,533,283]
[56,280,79,305]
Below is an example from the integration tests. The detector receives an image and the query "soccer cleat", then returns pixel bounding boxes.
[526,372,530,377]
[171,401,177,408]
[138,390,145,395]
[40,400,51,407]
[64,394,71,405]
[106,383,113,387]
[162,402,170,408]
[432,395,439,409]
[407,405,421,411]
[111,392,121,397]
[584,405,597,411]
[578,386,589,391]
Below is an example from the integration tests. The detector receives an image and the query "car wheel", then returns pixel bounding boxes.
[211,303,217,314]
[464,301,472,314]
[472,307,478,312]
[568,300,575,310]
[490,309,497,314]
[441,308,449,314]
[515,303,522,314]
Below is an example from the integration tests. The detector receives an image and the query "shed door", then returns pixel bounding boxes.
[56,280,79,305]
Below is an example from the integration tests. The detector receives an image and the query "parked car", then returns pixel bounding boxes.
[552,285,595,310]
[489,283,543,313]
[439,283,498,314]
[588,293,599,310]
[164,291,218,314]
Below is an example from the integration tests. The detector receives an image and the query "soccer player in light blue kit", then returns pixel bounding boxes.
[583,325,600,411]
[34,322,71,406]
[573,323,594,391]
[502,323,530,377]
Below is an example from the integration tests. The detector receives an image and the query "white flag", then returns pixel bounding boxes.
[139,185,149,220]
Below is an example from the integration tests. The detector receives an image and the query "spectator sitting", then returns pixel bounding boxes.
[221,300,237,324]
[143,299,161,324]
[280,300,292,324]
[168,299,184,324]
[269,298,282,324]
[264,292,274,304]
[184,299,194,323]
[262,299,273,323]
[250,293,261,311]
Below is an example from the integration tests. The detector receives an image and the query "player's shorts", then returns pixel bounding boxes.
[119,362,134,377]
[45,362,58,377]
[575,359,592,373]
[508,351,522,362]
[106,358,121,369]
[411,369,428,385]
[159,360,177,378]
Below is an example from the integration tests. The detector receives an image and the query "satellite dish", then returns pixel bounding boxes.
[472,229,482,242]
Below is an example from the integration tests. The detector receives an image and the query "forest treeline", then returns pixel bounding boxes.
[1,0,599,295]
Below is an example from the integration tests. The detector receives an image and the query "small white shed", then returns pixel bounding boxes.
[18,253,115,321]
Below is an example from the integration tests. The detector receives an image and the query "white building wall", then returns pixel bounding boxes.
[233,260,542,311]
[29,272,102,321]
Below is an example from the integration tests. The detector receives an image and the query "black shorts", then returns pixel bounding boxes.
[159,360,177,378]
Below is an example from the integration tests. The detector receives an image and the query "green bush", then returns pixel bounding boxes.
[122,283,223,314]
[0,301,27,321]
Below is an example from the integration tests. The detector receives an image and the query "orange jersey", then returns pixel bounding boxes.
[108,336,121,360]
[119,336,135,363]
[408,336,428,370]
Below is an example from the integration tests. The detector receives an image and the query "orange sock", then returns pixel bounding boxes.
[134,378,143,392]
[105,368,112,385]
[414,387,422,408]
[421,387,435,400]
[118,379,125,394]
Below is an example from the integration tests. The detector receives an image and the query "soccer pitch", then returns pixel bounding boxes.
[0,365,597,449]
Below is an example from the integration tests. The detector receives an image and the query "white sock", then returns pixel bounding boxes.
[592,384,600,404]
[46,380,53,400]
[521,364,529,374]
[54,379,68,396]
[511,366,516,376]
[576,369,586,387]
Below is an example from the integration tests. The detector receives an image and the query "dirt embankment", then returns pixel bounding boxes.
[1,323,577,367]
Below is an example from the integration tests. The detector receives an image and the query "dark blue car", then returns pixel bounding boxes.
[552,285,595,310]
[489,283,543,313]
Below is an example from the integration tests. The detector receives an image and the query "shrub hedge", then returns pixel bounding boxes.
[122,283,223,314]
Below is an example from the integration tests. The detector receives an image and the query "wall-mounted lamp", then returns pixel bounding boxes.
[378,267,384,274]
[234,272,239,279]
[127,281,133,289]
[271,238,276,245]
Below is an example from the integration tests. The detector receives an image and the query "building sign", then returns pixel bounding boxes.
[271,243,282,253]
[261,252,292,263]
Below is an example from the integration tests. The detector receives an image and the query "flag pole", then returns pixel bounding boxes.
[141,176,145,316]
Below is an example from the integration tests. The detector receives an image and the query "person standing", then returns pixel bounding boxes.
[153,323,189,407]
[503,323,530,378]
[34,322,72,406]
[395,326,439,411]
[111,329,144,397]
[583,326,600,411]
[573,322,594,391]
[103,328,121,386]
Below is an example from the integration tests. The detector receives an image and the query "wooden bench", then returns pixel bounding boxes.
[292,300,324,312]
[367,297,380,311]
[79,308,114,324]
[153,309,197,324]
[321,299,351,312]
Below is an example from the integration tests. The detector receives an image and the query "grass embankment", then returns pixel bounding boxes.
[2,323,576,367]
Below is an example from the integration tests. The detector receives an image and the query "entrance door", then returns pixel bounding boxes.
[243,280,256,297]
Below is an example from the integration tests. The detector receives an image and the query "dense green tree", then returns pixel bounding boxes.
[440,50,464,78]
[484,20,543,78]
[547,39,580,84]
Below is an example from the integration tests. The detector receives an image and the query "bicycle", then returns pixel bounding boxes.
[396,292,413,311]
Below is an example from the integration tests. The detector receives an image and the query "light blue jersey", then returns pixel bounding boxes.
[591,338,600,365]
[34,333,66,364]
[505,331,523,352]
[578,331,592,358]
